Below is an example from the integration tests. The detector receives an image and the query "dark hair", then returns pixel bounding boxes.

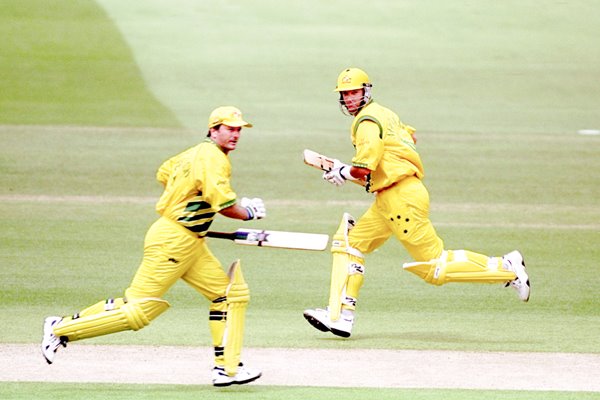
[207,125,220,137]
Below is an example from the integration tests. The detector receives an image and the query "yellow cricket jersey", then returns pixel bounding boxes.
[155,139,237,236]
[350,100,424,192]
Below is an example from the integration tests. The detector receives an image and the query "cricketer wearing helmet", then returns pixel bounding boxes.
[303,68,530,338]
[42,106,263,387]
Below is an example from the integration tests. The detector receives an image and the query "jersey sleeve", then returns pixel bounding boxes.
[156,156,177,186]
[352,120,384,171]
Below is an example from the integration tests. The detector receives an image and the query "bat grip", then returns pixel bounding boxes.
[205,231,250,241]
[206,231,235,240]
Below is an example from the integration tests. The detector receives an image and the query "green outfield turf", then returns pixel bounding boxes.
[1,1,599,399]
[3,382,600,400]
[0,0,179,127]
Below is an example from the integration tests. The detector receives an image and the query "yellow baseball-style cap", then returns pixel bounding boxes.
[208,106,253,128]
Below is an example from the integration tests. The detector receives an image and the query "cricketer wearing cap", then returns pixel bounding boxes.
[42,106,263,387]
[303,68,531,338]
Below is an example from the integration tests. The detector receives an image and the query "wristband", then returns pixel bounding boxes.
[340,166,355,181]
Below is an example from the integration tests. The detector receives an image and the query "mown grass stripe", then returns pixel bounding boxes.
[2,194,598,230]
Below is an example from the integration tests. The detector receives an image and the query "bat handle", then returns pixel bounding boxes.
[205,231,237,240]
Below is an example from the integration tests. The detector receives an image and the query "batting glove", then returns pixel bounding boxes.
[323,160,355,186]
[241,197,266,220]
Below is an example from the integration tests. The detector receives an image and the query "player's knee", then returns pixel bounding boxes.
[331,212,357,248]
[121,298,170,330]
[227,282,249,305]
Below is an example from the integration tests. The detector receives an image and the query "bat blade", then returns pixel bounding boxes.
[303,149,365,187]
[206,229,329,251]
[303,149,335,172]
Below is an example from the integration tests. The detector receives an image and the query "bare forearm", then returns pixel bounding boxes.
[220,197,266,221]
[348,166,370,181]
[219,204,250,220]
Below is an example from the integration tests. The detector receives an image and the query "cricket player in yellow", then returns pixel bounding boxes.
[304,68,530,338]
[42,106,263,386]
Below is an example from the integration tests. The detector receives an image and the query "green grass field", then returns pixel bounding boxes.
[1,1,599,399]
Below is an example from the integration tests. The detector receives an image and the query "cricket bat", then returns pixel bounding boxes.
[206,229,329,251]
[303,149,366,187]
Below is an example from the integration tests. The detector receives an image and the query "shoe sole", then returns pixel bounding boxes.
[330,327,351,338]
[234,372,262,386]
[303,312,352,338]
[42,352,53,364]
[303,312,331,332]
[213,372,262,387]
[42,317,62,364]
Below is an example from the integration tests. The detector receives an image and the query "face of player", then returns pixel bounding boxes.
[210,125,242,153]
[340,88,365,116]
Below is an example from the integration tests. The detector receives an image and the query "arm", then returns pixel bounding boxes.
[200,148,266,221]
[402,123,417,144]
[219,198,266,221]
[322,161,370,186]
[323,120,380,187]
[219,203,251,220]
[156,157,177,187]
[303,149,366,187]
[346,166,371,181]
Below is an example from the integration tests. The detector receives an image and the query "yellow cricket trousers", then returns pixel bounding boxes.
[126,217,229,301]
[349,176,444,261]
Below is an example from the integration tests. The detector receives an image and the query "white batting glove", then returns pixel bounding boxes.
[323,160,355,186]
[240,197,266,220]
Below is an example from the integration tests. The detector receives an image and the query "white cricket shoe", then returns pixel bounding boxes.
[212,363,262,387]
[503,250,530,302]
[303,307,354,338]
[41,316,66,364]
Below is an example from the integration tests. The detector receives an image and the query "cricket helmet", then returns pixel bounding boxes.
[208,106,253,129]
[334,68,373,115]
[334,68,372,92]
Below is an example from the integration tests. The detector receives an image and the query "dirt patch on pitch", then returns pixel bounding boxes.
[2,344,599,392]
